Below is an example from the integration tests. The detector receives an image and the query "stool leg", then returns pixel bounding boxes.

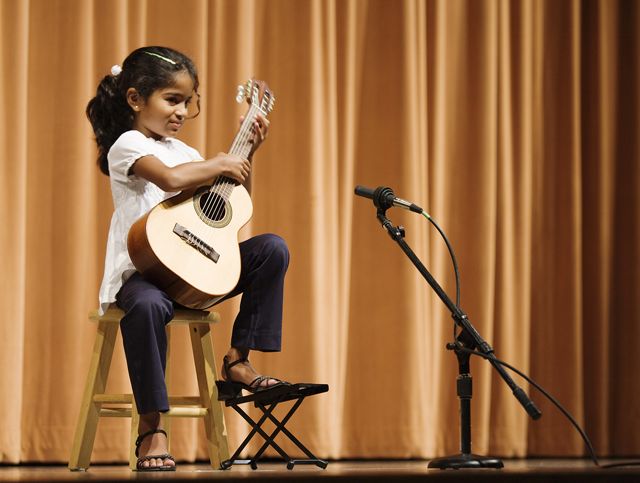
[257,398,327,467]
[68,321,118,470]
[189,322,229,468]
[163,325,172,452]
[227,402,292,467]
[129,400,140,470]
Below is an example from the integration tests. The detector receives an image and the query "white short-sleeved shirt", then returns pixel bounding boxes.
[98,130,204,314]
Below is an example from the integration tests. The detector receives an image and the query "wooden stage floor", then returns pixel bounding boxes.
[1,459,640,482]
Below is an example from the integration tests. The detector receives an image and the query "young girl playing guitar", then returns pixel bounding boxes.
[86,46,288,471]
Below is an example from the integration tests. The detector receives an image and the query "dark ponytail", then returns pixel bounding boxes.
[86,46,200,176]
[86,73,133,175]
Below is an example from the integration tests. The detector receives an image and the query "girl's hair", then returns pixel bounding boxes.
[86,46,200,175]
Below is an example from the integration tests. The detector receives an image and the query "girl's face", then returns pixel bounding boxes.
[130,71,196,140]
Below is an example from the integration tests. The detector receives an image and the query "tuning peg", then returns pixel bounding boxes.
[260,91,270,112]
[235,85,245,103]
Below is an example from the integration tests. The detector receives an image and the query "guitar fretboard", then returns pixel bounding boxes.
[210,103,265,198]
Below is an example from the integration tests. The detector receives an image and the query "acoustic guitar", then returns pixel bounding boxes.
[127,80,275,309]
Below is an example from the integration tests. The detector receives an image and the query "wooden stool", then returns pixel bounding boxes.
[68,306,229,470]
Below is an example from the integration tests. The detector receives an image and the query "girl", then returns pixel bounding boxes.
[86,46,289,471]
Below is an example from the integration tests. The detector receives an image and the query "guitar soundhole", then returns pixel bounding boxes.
[199,192,227,221]
[193,188,233,228]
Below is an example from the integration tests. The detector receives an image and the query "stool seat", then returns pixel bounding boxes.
[68,306,229,471]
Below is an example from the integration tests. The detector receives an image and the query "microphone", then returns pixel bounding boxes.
[354,185,424,213]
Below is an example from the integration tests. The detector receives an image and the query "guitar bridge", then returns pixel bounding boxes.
[173,223,220,263]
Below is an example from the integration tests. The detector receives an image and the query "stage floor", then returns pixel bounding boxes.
[1,459,640,482]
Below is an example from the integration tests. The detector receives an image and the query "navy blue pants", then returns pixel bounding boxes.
[116,233,289,414]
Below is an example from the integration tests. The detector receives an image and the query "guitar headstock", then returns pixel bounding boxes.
[236,79,275,115]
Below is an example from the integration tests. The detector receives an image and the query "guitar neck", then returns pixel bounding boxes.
[230,103,264,160]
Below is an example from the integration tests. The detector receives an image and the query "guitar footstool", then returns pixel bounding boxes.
[218,383,329,470]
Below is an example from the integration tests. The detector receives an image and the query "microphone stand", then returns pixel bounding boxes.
[372,202,540,469]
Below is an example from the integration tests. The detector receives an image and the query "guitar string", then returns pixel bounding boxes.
[202,88,270,222]
[205,104,257,220]
[203,101,264,225]
[201,104,255,219]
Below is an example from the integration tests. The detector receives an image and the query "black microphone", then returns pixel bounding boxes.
[354,185,424,213]
[513,387,542,420]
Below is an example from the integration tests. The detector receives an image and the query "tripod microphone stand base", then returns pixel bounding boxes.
[428,453,504,470]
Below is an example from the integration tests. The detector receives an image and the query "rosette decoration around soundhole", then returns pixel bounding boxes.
[193,186,233,228]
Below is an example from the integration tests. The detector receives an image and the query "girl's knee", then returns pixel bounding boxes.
[262,233,289,265]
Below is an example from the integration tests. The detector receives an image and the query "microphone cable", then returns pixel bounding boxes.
[456,346,640,469]
[420,209,640,469]
[421,211,461,309]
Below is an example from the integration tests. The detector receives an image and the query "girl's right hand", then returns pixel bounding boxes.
[215,152,251,183]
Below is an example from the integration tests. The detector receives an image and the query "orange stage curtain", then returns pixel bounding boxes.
[0,0,638,463]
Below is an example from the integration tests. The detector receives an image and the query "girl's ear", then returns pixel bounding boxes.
[126,88,143,111]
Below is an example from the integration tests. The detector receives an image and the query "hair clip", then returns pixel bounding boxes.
[143,51,177,65]
[110,64,122,76]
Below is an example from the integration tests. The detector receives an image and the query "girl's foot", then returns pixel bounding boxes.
[221,348,286,390]
[136,430,175,469]
[136,413,176,470]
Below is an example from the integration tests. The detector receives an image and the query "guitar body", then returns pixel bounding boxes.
[127,184,253,309]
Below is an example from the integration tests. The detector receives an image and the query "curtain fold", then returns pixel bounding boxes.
[0,0,638,463]
[0,0,29,464]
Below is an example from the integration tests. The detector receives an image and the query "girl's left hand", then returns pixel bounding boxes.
[241,113,270,157]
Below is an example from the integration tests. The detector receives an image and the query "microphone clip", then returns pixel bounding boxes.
[376,211,405,240]
[373,186,396,211]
